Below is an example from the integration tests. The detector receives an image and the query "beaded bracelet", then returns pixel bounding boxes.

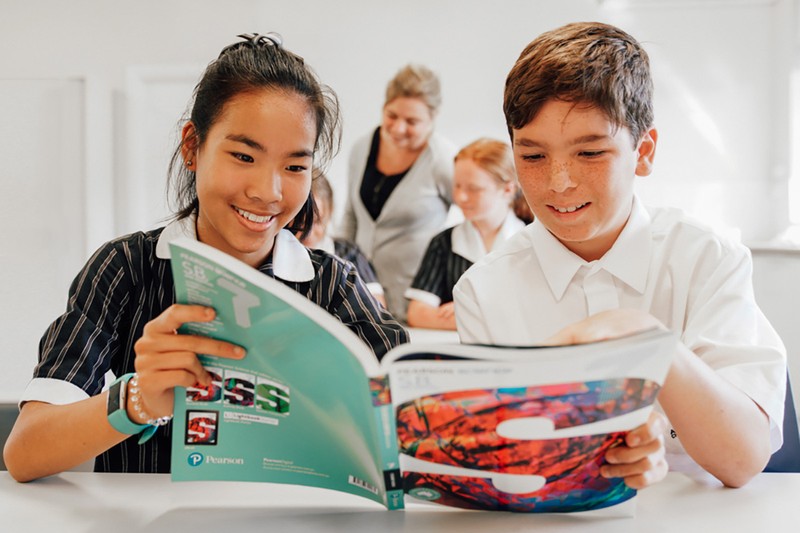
[128,373,173,444]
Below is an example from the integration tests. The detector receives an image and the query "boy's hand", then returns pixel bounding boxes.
[545,308,666,346]
[601,410,669,489]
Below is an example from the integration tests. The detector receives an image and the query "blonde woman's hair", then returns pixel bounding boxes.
[385,64,442,113]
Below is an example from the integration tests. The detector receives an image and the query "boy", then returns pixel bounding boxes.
[453,22,786,489]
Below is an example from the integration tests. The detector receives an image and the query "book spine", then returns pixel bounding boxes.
[370,376,404,510]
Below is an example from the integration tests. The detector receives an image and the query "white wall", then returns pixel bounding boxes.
[0,0,798,402]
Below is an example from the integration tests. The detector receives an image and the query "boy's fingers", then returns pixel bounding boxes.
[627,411,669,447]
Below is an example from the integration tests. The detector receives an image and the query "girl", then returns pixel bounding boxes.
[405,138,525,330]
[4,33,407,482]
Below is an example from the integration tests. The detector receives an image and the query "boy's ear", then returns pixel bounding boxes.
[180,122,199,168]
[635,128,658,177]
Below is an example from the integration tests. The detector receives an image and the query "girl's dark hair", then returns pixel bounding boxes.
[167,33,341,239]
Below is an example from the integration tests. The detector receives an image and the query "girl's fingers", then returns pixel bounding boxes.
[143,304,216,335]
[134,351,212,385]
[137,333,245,360]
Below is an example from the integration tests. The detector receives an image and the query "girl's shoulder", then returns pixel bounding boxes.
[81,227,168,282]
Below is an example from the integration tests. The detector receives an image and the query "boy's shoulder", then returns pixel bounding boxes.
[647,205,747,257]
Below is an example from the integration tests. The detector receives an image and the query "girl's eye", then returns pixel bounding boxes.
[233,153,254,163]
[286,165,307,173]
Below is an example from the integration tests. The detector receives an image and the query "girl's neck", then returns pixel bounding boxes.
[470,209,509,252]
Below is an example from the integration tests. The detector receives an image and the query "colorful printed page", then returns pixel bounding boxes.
[168,238,401,509]
[382,329,675,515]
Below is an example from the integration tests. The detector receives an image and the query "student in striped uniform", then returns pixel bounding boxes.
[405,139,526,330]
[4,33,408,482]
[300,172,387,308]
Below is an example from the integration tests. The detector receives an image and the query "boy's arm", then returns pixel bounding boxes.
[550,308,774,487]
[453,279,492,344]
[658,343,772,487]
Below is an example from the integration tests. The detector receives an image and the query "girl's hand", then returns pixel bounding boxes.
[602,410,669,489]
[131,304,245,421]
[436,302,456,319]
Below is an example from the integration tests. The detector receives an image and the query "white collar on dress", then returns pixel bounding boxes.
[529,196,651,301]
[451,212,526,263]
[155,214,315,282]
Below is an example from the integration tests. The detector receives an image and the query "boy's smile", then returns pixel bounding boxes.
[512,99,656,261]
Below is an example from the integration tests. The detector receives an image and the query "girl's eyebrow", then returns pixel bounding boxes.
[226,134,265,152]
[225,134,313,158]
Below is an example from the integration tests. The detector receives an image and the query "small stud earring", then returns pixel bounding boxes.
[186,160,193,167]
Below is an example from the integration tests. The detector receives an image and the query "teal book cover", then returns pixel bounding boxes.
[168,237,676,515]
[169,238,403,509]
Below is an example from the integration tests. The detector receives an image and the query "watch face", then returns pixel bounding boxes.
[108,380,123,414]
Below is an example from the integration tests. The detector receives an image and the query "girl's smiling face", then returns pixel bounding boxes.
[453,158,514,226]
[183,89,316,267]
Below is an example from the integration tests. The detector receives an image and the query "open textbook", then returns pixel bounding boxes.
[168,237,676,514]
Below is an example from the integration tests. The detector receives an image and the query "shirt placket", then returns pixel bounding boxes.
[582,266,620,316]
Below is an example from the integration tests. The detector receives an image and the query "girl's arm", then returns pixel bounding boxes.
[3,305,244,482]
[407,300,456,331]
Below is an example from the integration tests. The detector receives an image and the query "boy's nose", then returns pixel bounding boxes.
[548,161,575,192]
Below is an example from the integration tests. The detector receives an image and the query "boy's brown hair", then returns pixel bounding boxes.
[503,22,653,146]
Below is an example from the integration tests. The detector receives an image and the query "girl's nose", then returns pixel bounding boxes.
[246,169,283,202]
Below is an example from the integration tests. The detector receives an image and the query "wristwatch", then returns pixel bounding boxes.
[106,373,148,435]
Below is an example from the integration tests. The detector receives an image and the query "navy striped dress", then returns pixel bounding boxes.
[34,227,408,473]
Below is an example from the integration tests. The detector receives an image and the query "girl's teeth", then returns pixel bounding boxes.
[235,207,270,223]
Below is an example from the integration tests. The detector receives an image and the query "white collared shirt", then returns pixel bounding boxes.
[156,215,315,283]
[451,212,527,263]
[405,213,526,308]
[454,196,787,477]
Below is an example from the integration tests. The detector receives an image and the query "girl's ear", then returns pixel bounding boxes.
[502,180,517,200]
[635,128,658,177]
[181,122,199,169]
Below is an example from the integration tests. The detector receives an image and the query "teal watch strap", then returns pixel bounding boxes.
[107,373,148,435]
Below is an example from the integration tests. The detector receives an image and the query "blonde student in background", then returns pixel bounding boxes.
[300,172,387,307]
[4,33,407,483]
[454,22,786,489]
[405,138,525,330]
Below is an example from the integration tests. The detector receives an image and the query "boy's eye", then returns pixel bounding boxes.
[579,150,605,157]
[521,154,544,162]
[233,153,254,163]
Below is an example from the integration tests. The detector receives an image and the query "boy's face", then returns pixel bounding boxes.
[512,99,656,261]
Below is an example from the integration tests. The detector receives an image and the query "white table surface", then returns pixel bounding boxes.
[1,471,797,533]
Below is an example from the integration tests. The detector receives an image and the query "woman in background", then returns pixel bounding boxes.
[339,64,456,323]
[405,138,525,330]
[301,173,386,306]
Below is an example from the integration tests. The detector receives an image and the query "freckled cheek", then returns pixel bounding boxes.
[516,172,548,205]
